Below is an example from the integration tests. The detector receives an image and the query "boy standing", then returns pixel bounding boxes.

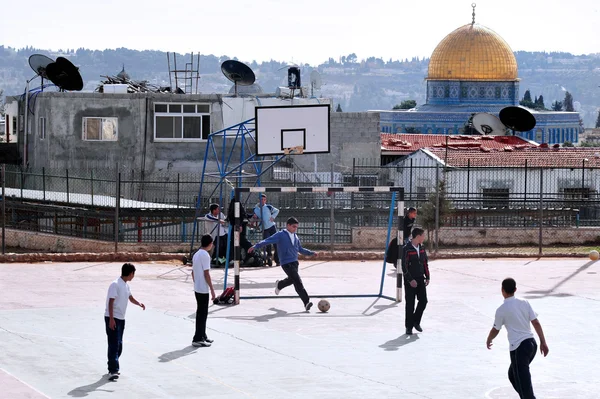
[249,217,317,310]
[486,278,549,399]
[192,234,217,347]
[205,203,228,263]
[401,228,430,335]
[104,263,145,381]
[253,194,280,266]
[403,207,417,244]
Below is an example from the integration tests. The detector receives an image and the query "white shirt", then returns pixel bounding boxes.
[104,277,131,319]
[493,296,537,351]
[192,249,212,294]
[285,230,296,245]
[206,212,227,238]
[412,243,420,257]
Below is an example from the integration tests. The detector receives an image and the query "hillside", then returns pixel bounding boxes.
[1,46,599,126]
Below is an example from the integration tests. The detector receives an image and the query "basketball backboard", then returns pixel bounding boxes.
[255,104,330,156]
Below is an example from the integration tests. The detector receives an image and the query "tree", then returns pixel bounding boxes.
[535,95,545,110]
[519,90,534,108]
[335,104,343,112]
[393,100,417,110]
[551,100,563,111]
[562,141,574,147]
[419,178,453,251]
[595,109,600,128]
[564,91,574,112]
[0,88,4,117]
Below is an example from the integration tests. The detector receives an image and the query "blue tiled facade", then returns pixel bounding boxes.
[379,79,581,145]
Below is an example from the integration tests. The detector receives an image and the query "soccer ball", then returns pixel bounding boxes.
[317,299,330,313]
[589,250,599,261]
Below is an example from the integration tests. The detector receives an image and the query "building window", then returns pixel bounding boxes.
[39,117,46,140]
[154,103,211,141]
[82,117,118,141]
[482,188,510,208]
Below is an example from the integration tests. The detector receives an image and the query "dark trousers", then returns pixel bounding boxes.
[193,292,209,342]
[278,261,310,305]
[263,225,279,263]
[213,234,228,259]
[404,279,428,329]
[508,338,538,399]
[104,316,125,374]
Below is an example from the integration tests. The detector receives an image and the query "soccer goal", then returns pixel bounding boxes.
[225,186,405,304]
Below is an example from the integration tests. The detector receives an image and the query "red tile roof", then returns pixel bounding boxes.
[426,147,600,168]
[381,133,536,154]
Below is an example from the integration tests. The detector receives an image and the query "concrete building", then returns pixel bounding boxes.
[5,92,380,179]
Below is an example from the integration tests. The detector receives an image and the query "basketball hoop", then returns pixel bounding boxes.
[283,145,304,155]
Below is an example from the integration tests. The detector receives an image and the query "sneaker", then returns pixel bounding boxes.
[218,257,227,264]
[192,340,211,347]
[305,301,313,311]
[108,373,119,381]
[203,337,214,344]
[414,324,423,332]
[405,328,413,336]
[274,280,280,295]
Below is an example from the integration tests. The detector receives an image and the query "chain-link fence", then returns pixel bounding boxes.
[1,160,599,254]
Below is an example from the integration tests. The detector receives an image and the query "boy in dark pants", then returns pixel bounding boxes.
[104,263,145,381]
[249,217,318,310]
[401,228,429,335]
[486,278,549,399]
[192,234,217,347]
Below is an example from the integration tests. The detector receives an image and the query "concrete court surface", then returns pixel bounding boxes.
[0,258,598,399]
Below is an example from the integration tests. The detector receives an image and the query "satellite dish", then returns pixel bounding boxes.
[45,57,84,91]
[472,113,507,135]
[221,60,256,97]
[499,106,536,133]
[310,71,322,97]
[28,54,54,79]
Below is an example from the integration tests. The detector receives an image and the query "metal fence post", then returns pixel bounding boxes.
[435,164,440,253]
[42,167,46,201]
[2,164,5,254]
[90,170,94,206]
[115,171,121,253]
[330,163,335,253]
[66,169,70,204]
[539,168,543,255]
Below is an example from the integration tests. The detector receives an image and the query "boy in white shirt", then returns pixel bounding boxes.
[486,278,549,399]
[192,234,217,347]
[104,263,145,381]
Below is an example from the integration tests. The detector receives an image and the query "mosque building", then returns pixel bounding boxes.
[378,6,581,145]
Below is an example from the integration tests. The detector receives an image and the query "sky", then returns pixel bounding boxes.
[1,0,599,65]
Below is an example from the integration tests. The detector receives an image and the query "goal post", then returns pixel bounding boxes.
[224,186,404,304]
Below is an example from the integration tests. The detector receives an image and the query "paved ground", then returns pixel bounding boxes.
[0,257,598,398]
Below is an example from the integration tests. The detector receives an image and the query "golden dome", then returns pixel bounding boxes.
[427,23,518,81]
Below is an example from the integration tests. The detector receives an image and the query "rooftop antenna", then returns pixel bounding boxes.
[499,106,537,136]
[221,60,256,97]
[310,70,322,97]
[472,113,507,135]
[167,52,200,94]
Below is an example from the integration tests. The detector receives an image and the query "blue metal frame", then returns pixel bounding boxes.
[189,118,286,262]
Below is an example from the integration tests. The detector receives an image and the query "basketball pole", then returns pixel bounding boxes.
[379,191,396,297]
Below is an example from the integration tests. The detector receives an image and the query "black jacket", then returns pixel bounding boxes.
[401,243,430,282]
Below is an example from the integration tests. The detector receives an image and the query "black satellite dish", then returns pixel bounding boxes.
[45,57,84,91]
[499,106,536,133]
[221,60,255,97]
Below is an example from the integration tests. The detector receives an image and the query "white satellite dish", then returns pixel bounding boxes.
[310,70,322,97]
[472,113,508,135]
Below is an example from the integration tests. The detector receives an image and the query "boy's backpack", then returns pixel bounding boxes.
[213,287,235,305]
[385,237,399,265]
